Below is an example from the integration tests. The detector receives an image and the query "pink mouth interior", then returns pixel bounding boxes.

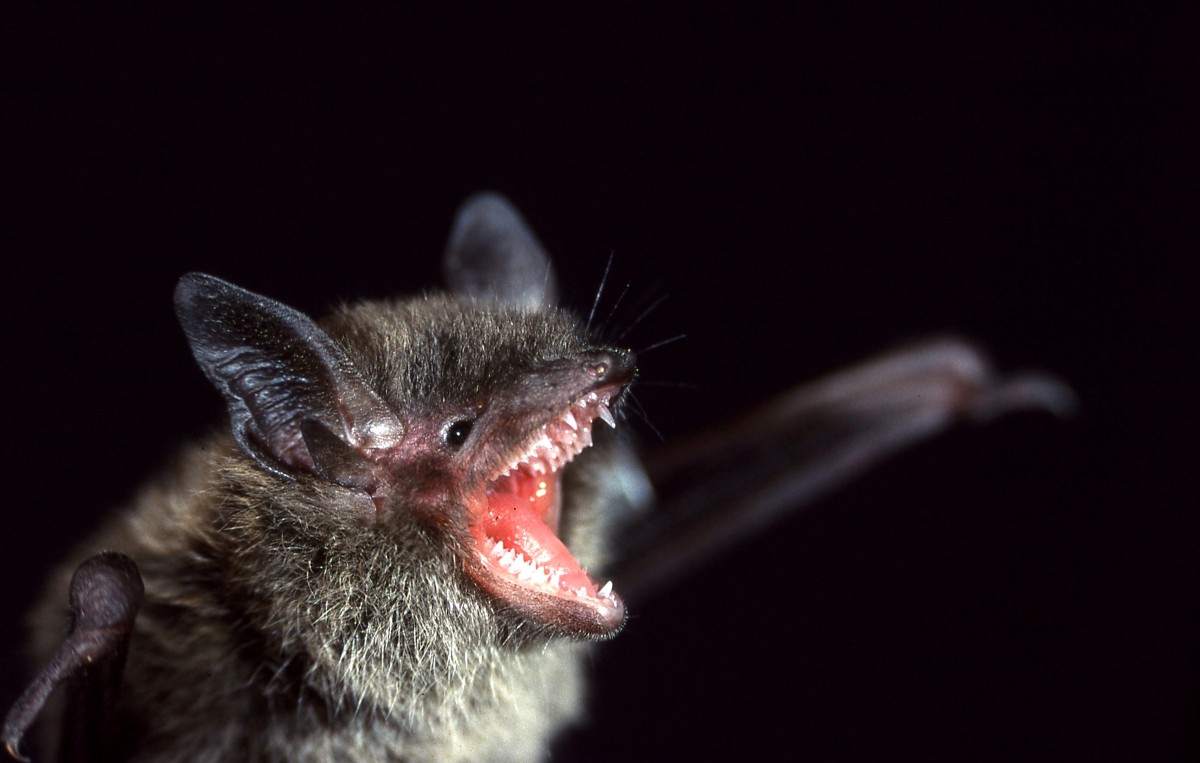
[466,390,622,617]
[475,469,598,597]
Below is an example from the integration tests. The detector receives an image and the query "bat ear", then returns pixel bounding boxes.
[443,191,559,309]
[174,274,403,482]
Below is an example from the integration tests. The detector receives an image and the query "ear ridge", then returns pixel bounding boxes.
[174,273,403,479]
[300,418,378,490]
[443,191,559,309]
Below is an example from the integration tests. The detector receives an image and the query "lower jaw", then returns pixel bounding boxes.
[466,492,624,636]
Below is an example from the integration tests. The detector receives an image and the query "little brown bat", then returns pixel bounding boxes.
[3,193,1073,762]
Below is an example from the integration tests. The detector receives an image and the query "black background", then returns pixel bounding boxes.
[2,5,1194,761]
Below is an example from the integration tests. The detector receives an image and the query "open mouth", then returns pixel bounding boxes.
[466,388,625,635]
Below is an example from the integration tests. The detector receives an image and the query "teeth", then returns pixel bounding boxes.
[488,388,623,520]
[487,532,615,602]
[488,536,579,593]
[596,402,616,429]
[482,395,631,607]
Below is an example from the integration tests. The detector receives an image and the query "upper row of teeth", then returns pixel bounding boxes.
[564,392,618,431]
[497,392,617,479]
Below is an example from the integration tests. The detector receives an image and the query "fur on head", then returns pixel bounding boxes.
[168,193,639,729]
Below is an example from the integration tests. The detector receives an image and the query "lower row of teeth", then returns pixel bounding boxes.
[489,540,613,601]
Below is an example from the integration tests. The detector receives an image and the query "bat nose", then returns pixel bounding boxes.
[584,349,636,387]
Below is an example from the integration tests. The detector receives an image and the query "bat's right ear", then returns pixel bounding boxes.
[174,274,403,482]
[443,191,559,309]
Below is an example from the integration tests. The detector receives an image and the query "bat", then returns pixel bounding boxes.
[3,193,1073,762]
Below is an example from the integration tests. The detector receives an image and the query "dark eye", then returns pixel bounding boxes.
[445,420,474,450]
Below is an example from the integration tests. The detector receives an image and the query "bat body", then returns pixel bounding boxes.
[4,194,1072,762]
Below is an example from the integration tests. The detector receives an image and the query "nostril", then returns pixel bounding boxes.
[585,361,609,378]
[583,349,635,385]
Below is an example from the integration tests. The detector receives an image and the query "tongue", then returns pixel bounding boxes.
[483,491,595,594]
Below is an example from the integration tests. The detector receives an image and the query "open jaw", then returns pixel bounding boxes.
[466,388,625,637]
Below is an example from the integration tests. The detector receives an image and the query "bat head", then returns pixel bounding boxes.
[173,194,637,656]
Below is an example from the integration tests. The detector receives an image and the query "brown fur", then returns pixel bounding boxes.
[30,295,632,762]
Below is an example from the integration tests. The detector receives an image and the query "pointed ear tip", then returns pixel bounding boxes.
[463,189,511,205]
[175,271,215,293]
[175,272,250,305]
[173,272,213,312]
[174,273,198,306]
[457,190,519,219]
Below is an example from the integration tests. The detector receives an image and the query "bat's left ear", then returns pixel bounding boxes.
[174,274,404,483]
[443,191,559,309]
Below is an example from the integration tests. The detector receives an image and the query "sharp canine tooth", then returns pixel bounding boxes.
[597,402,616,428]
[599,580,613,597]
[492,390,624,484]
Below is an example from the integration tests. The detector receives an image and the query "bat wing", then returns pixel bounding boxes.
[609,337,1075,604]
[3,553,143,763]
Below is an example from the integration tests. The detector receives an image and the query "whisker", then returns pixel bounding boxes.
[542,260,555,306]
[586,252,615,334]
[597,280,632,340]
[623,391,664,442]
[637,333,688,354]
[616,294,670,343]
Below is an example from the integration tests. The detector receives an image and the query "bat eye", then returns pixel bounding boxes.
[444,419,474,450]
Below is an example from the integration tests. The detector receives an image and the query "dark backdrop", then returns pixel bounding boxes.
[2,5,1194,761]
